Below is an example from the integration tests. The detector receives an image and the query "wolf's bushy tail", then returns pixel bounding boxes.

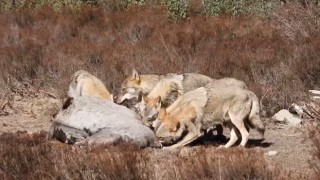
[247,92,265,138]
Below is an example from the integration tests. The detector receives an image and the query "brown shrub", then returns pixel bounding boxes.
[0,132,308,179]
[0,132,152,179]
[0,3,319,115]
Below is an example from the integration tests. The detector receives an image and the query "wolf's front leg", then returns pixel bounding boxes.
[163,122,202,150]
[163,131,202,150]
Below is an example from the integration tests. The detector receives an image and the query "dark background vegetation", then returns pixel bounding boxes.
[0,0,319,179]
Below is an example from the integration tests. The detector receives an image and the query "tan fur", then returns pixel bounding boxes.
[156,85,265,149]
[115,69,166,104]
[146,78,184,107]
[115,68,212,104]
[68,70,112,100]
[143,96,161,109]
[207,77,248,89]
[137,78,248,128]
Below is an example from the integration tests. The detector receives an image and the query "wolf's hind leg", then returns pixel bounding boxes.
[229,113,249,147]
[222,127,238,148]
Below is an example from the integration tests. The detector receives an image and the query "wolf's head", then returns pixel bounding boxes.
[116,68,142,104]
[73,70,90,79]
[134,96,162,127]
[155,108,184,145]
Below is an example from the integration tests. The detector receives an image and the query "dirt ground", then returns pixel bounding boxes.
[0,96,319,177]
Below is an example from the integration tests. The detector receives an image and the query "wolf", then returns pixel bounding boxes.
[115,68,213,106]
[135,77,248,127]
[68,70,113,101]
[155,84,265,149]
[133,77,185,124]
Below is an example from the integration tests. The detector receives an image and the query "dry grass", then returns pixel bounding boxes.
[0,2,319,179]
[0,131,310,179]
[0,132,152,179]
[0,3,319,115]
[308,118,320,177]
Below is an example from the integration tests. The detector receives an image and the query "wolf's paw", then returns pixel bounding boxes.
[162,146,173,150]
[218,145,228,149]
[152,141,163,149]
[75,140,86,146]
[162,146,178,150]
[237,145,247,149]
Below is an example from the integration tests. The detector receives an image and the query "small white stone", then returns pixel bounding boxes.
[266,150,278,156]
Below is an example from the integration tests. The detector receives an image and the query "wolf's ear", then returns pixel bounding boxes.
[142,95,149,103]
[156,96,161,102]
[155,96,162,107]
[159,108,166,120]
[131,68,140,81]
[62,97,73,110]
[109,94,114,102]
[171,121,180,132]
[138,94,142,102]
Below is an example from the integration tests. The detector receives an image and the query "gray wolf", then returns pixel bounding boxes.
[136,77,248,127]
[68,70,113,100]
[115,68,213,106]
[155,84,265,149]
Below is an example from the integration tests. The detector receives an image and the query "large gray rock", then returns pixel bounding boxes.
[47,96,160,148]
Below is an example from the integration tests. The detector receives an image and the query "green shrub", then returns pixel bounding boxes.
[204,0,282,17]
[162,0,190,20]
[0,0,283,17]
[0,0,89,12]
[120,0,145,8]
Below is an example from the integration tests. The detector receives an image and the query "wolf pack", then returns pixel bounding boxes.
[48,69,266,149]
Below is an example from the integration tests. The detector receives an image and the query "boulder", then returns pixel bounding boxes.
[47,96,160,148]
[272,109,302,126]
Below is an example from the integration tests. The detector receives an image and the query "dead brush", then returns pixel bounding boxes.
[0,132,153,180]
[0,132,312,179]
[162,147,281,179]
[271,2,320,41]
[0,5,320,115]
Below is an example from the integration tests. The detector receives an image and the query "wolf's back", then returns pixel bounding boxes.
[206,78,247,89]
[68,70,111,100]
[81,77,111,99]
[181,73,213,92]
